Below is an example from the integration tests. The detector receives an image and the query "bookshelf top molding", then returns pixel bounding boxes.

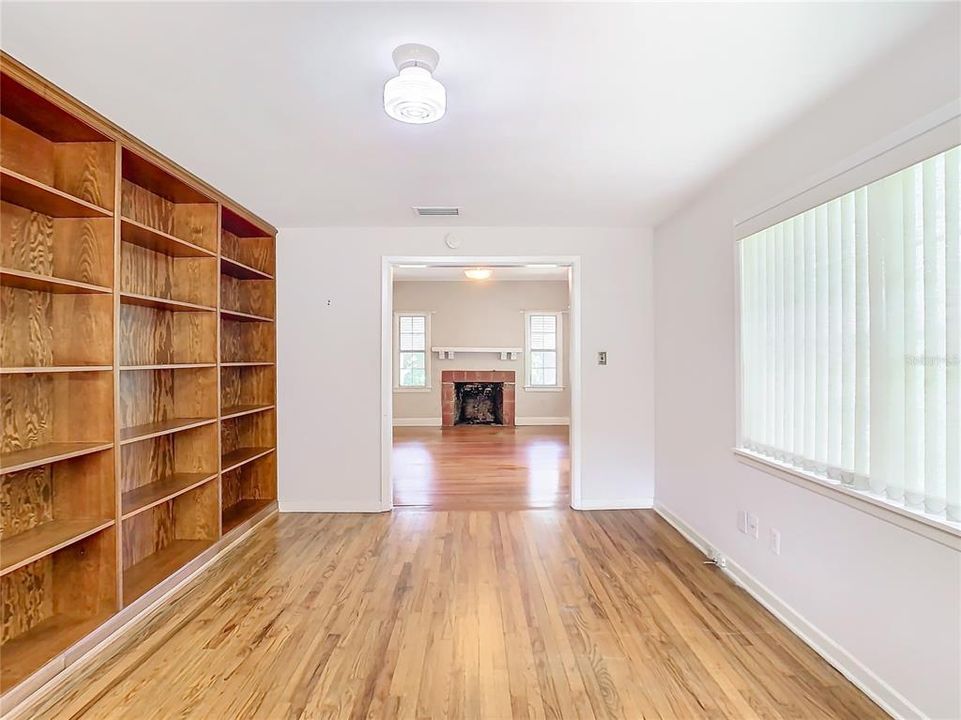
[0,51,276,237]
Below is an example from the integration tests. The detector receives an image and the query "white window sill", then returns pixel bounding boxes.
[524,386,565,392]
[733,448,961,550]
[394,386,432,393]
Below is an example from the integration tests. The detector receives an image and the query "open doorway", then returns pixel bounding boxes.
[380,258,581,510]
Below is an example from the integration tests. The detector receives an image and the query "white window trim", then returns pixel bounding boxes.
[524,311,564,390]
[393,311,431,391]
[731,109,961,549]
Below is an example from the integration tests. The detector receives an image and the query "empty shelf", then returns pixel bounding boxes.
[0,611,115,693]
[120,292,215,313]
[123,539,211,604]
[1,167,113,218]
[120,417,217,444]
[0,441,114,475]
[221,256,273,280]
[220,308,273,323]
[222,499,273,534]
[0,518,114,576]
[120,216,215,258]
[221,404,274,420]
[0,268,111,294]
[222,446,274,473]
[0,365,112,374]
[122,472,217,518]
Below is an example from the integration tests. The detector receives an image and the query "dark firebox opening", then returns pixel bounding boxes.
[454,382,505,425]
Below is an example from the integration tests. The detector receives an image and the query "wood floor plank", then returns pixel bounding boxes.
[21,510,886,720]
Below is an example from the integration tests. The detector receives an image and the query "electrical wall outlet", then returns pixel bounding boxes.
[737,510,747,534]
[769,528,781,555]
[598,351,608,366]
[746,513,759,539]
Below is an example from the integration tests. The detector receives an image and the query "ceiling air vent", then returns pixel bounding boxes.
[413,206,460,217]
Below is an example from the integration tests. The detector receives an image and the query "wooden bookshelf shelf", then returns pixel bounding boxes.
[220,308,274,323]
[0,610,114,693]
[120,216,216,258]
[0,365,112,374]
[120,363,217,371]
[222,446,274,473]
[120,292,215,313]
[123,539,211,605]
[0,441,114,475]
[221,403,274,420]
[0,167,112,219]
[119,417,217,444]
[222,499,273,534]
[0,518,114,576]
[221,256,273,281]
[0,267,111,294]
[122,472,217,518]
[0,55,277,699]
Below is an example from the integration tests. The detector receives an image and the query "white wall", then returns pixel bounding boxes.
[652,14,961,720]
[393,280,570,422]
[278,227,654,511]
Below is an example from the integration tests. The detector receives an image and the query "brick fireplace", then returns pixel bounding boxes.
[441,371,516,427]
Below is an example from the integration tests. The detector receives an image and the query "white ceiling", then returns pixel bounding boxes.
[0,2,948,228]
[394,265,569,282]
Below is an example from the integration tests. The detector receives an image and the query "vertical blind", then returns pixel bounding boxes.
[739,145,960,522]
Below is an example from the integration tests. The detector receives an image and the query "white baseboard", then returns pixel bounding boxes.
[392,417,442,427]
[278,501,387,513]
[574,496,654,510]
[653,502,921,720]
[515,416,570,426]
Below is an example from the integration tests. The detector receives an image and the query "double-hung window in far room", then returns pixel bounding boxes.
[398,313,428,388]
[527,313,561,388]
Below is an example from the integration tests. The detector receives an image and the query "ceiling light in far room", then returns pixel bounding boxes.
[464,268,492,280]
[384,43,446,124]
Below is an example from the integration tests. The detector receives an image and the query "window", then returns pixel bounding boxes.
[738,145,959,524]
[526,312,563,388]
[396,313,429,389]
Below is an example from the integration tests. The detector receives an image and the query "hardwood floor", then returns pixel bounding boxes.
[393,426,570,509]
[22,510,883,720]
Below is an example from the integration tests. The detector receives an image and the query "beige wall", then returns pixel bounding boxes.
[393,280,570,422]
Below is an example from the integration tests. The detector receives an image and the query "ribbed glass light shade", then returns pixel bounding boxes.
[384,66,446,124]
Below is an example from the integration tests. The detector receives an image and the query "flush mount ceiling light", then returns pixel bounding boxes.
[464,268,492,280]
[384,43,446,124]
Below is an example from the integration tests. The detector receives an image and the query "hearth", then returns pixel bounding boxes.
[455,382,503,425]
[441,370,516,426]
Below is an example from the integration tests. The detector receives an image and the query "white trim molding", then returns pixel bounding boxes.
[381,255,583,512]
[278,501,386,513]
[515,416,570,426]
[576,497,654,510]
[654,502,928,720]
[734,449,961,550]
[392,417,442,427]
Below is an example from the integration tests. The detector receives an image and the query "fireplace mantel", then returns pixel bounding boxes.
[432,346,522,361]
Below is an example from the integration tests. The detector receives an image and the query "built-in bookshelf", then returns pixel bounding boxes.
[0,54,277,699]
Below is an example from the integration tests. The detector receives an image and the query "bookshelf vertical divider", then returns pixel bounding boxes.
[0,53,278,700]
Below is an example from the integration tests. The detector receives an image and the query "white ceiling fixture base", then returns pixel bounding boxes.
[384,43,446,124]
